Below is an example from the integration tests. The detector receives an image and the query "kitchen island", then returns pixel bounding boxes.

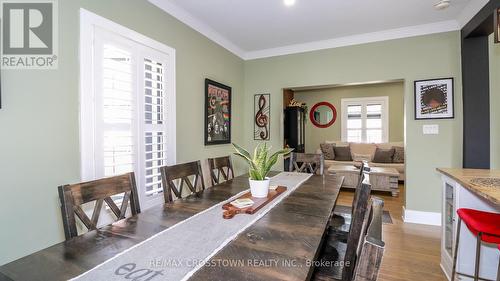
[437,168,500,281]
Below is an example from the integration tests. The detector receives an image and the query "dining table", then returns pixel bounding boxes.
[0,172,344,281]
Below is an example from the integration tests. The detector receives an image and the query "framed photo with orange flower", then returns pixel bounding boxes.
[414,78,454,120]
[205,79,231,145]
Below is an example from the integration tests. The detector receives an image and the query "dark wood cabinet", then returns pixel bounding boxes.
[284,107,306,170]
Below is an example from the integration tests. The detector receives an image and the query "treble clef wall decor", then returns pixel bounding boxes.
[254,94,270,140]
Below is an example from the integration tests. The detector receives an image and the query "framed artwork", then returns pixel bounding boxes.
[205,79,231,145]
[254,94,270,140]
[414,78,454,120]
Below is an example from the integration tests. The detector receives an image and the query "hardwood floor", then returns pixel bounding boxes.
[336,184,447,281]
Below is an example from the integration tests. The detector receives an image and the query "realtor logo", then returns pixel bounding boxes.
[1,0,58,69]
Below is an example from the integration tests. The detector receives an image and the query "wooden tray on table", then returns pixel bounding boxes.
[222,186,287,219]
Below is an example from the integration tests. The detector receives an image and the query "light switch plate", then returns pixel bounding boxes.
[423,124,439,135]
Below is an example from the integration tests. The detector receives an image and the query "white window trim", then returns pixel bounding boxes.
[79,9,176,209]
[341,96,389,143]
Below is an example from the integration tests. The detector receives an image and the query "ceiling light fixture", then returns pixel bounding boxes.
[434,0,451,10]
[284,0,295,7]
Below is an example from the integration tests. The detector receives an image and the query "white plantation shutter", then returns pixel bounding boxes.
[144,132,165,196]
[366,104,383,143]
[101,44,135,178]
[81,23,175,210]
[346,105,362,142]
[341,97,389,143]
[142,56,168,197]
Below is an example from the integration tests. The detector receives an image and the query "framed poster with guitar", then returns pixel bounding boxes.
[205,79,231,145]
[254,94,270,140]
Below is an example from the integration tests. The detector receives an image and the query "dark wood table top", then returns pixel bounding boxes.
[0,173,343,281]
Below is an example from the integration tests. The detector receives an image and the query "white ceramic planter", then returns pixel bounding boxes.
[249,178,270,198]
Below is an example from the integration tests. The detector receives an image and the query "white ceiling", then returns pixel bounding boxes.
[149,0,489,59]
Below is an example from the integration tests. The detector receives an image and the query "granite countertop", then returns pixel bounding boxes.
[437,168,500,205]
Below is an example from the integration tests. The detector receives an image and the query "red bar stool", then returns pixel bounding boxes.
[451,208,500,281]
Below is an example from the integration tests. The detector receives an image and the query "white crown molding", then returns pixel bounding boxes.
[243,20,460,60]
[456,0,490,28]
[149,1,462,61]
[148,0,246,58]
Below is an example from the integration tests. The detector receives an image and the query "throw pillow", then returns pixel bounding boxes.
[333,146,352,161]
[320,143,335,160]
[372,148,395,163]
[393,146,405,163]
[352,153,372,162]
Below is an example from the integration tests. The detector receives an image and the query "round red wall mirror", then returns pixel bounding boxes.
[309,102,337,128]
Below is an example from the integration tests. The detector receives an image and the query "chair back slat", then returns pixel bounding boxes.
[118,191,131,219]
[342,169,372,281]
[353,198,385,281]
[351,162,368,215]
[208,156,235,185]
[58,172,140,240]
[160,161,205,203]
[289,153,325,175]
[66,176,137,205]
[73,206,94,229]
[90,199,104,226]
[162,161,202,181]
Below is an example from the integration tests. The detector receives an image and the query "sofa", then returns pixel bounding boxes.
[316,141,405,181]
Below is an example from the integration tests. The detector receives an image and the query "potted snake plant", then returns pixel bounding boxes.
[232,143,293,198]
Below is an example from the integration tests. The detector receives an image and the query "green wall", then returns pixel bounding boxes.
[244,32,463,214]
[490,34,500,169]
[294,82,404,152]
[0,0,245,265]
[0,0,466,265]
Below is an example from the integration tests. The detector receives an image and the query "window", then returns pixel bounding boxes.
[341,97,388,143]
[80,10,176,209]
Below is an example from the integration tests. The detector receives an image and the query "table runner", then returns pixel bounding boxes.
[70,172,312,281]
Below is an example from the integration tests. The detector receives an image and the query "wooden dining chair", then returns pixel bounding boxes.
[208,156,235,185]
[314,169,373,281]
[58,172,141,240]
[329,162,368,232]
[350,162,369,219]
[289,152,325,175]
[352,197,385,281]
[341,172,373,281]
[160,160,206,203]
[313,196,384,281]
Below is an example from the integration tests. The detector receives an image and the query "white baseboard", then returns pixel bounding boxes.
[402,206,442,226]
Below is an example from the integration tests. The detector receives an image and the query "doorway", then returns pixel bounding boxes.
[282,80,406,200]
